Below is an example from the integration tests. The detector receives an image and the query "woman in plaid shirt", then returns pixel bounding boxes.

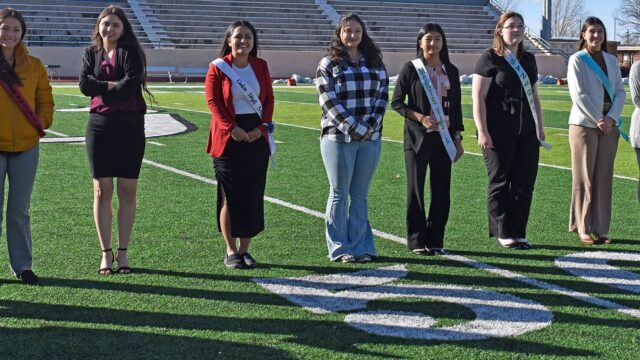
[316,13,389,263]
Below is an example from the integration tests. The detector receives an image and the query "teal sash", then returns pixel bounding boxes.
[575,50,629,141]
[504,49,551,149]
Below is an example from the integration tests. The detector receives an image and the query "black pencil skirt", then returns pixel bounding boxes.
[86,111,146,179]
[214,113,269,238]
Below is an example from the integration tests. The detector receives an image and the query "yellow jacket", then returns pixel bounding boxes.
[0,44,54,152]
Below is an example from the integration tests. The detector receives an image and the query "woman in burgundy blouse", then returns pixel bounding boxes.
[79,6,153,275]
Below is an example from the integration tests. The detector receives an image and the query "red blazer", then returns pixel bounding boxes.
[205,54,274,158]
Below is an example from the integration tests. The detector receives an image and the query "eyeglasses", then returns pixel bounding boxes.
[502,25,524,31]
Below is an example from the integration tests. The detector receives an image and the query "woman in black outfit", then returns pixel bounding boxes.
[471,12,545,250]
[391,23,464,255]
[79,6,153,275]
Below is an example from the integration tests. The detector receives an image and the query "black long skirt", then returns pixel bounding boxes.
[86,111,145,179]
[214,113,269,238]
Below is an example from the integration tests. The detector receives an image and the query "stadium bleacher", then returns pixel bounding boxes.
[327,0,496,53]
[137,0,335,50]
[0,0,151,47]
[1,0,544,53]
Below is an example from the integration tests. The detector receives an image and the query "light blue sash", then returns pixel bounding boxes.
[575,50,629,141]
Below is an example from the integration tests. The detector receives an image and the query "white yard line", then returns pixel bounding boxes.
[141,158,640,319]
[52,92,637,182]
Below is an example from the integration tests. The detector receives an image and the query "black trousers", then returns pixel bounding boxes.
[405,133,452,250]
[482,133,539,239]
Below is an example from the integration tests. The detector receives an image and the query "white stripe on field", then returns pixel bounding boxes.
[141,158,640,319]
[45,129,68,137]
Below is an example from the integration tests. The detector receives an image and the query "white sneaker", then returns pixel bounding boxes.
[497,238,517,248]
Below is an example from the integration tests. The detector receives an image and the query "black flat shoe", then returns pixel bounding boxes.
[239,252,256,269]
[224,253,244,269]
[427,248,446,256]
[514,239,532,250]
[17,270,39,285]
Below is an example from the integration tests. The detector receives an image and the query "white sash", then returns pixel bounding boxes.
[212,58,276,155]
[411,58,457,162]
[503,49,552,150]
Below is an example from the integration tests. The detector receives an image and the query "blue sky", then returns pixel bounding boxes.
[520,0,626,40]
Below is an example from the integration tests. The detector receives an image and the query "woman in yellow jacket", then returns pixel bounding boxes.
[0,8,54,284]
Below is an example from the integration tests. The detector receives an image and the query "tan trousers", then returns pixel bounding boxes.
[569,125,618,235]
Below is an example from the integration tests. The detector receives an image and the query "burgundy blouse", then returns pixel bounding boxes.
[90,49,146,114]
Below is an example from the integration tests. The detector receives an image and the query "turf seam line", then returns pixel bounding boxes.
[141,158,640,320]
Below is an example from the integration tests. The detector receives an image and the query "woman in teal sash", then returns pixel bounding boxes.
[472,12,545,250]
[391,23,464,255]
[567,17,625,244]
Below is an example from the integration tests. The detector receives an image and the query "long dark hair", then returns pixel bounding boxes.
[0,8,26,86]
[91,6,153,101]
[219,20,259,57]
[578,16,608,52]
[416,23,450,65]
[328,13,383,68]
[492,11,525,57]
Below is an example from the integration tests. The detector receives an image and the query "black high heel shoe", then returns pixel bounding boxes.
[116,248,132,274]
[99,249,113,275]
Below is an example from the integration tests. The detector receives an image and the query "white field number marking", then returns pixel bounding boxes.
[253,265,553,341]
[556,252,640,294]
[139,159,640,327]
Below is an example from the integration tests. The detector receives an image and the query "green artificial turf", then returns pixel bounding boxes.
[0,84,638,359]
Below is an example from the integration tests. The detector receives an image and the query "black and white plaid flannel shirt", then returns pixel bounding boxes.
[316,55,389,142]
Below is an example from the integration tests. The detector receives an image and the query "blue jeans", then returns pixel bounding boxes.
[320,137,381,260]
[0,145,39,275]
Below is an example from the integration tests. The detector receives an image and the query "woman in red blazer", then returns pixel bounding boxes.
[205,20,274,269]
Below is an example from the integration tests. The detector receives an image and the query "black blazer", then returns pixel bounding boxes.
[79,45,143,105]
[391,60,463,152]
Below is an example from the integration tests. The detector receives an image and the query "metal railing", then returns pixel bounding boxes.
[524,26,571,61]
[488,1,570,62]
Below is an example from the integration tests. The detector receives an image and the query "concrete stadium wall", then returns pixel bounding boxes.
[29,47,568,80]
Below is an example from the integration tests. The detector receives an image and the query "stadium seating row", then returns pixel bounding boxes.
[2,0,542,53]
